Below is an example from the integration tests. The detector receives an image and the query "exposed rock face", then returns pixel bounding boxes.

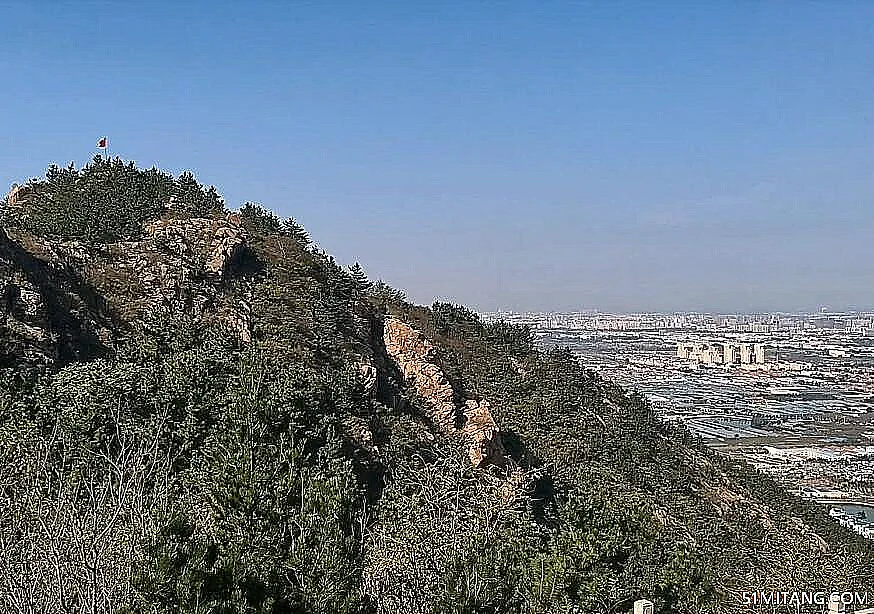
[0,227,114,365]
[140,213,252,342]
[5,184,31,208]
[382,316,506,468]
[144,212,246,278]
[461,398,504,468]
[383,318,456,429]
[0,212,254,365]
[0,265,53,363]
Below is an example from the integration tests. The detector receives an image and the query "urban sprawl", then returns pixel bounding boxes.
[482,310,874,539]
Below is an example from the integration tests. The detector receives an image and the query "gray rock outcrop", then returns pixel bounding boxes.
[382,316,506,468]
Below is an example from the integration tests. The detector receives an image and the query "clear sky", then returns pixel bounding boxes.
[2,2,873,313]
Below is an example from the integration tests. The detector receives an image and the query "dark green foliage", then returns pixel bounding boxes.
[133,351,367,613]
[281,218,311,246]
[0,317,371,612]
[385,304,874,613]
[174,171,225,218]
[348,263,371,295]
[240,202,283,235]
[3,156,224,242]
[369,280,406,307]
[364,445,547,612]
[1,163,872,613]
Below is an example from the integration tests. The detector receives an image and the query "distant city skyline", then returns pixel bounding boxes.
[482,309,874,332]
[2,2,873,312]
[485,307,874,316]
[529,305,874,531]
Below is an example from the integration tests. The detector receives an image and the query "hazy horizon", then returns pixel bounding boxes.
[2,2,873,313]
[480,307,873,316]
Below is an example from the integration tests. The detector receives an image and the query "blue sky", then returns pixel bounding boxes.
[2,1,873,312]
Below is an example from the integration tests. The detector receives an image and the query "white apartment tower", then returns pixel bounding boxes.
[676,341,768,365]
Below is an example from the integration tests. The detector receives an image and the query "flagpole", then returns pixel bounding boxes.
[96,136,109,160]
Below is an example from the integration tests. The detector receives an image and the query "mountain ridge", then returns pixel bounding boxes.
[0,157,871,613]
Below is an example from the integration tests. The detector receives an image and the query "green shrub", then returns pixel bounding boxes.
[4,156,224,242]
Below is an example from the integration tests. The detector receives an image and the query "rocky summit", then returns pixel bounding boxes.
[0,212,251,366]
[0,158,872,614]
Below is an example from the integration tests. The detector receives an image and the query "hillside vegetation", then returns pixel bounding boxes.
[0,158,871,613]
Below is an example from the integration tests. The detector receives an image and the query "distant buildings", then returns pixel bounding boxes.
[677,341,768,365]
[481,310,874,337]
[511,308,874,542]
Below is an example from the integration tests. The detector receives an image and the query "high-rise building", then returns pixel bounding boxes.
[676,341,769,365]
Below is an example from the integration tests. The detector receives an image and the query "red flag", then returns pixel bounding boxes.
[97,137,107,149]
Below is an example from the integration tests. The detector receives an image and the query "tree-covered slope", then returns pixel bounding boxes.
[0,159,870,613]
